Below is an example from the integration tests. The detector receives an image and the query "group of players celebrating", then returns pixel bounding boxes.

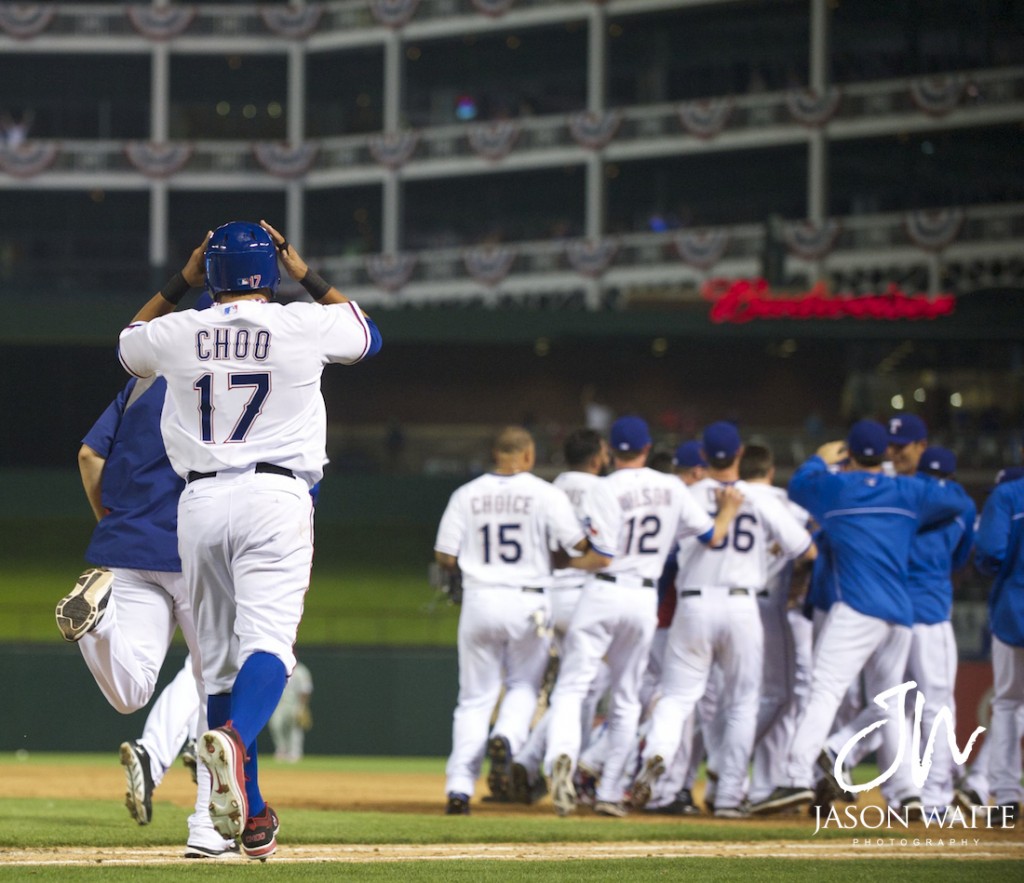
[435,412,1023,824]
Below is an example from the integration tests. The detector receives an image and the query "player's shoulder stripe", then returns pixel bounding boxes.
[341,301,372,361]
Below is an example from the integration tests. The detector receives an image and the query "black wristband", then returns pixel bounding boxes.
[299,269,332,301]
[159,271,191,305]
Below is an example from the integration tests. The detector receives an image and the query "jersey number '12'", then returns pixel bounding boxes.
[194,372,271,443]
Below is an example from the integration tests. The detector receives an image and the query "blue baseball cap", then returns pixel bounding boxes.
[917,446,956,477]
[610,415,651,452]
[847,419,889,459]
[887,413,928,445]
[673,440,707,469]
[702,421,741,461]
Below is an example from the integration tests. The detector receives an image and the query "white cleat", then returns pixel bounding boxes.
[199,726,249,841]
[551,754,577,817]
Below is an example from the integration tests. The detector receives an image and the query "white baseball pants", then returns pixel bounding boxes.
[545,581,657,803]
[784,602,912,790]
[177,471,313,694]
[643,589,763,809]
[988,635,1024,805]
[445,587,551,797]
[77,568,202,715]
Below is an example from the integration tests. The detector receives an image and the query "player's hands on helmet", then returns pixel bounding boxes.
[816,440,849,466]
[260,219,309,281]
[182,231,211,287]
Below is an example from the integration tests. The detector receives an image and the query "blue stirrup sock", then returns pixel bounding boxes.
[206,652,287,819]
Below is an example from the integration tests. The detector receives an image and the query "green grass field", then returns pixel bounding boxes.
[2,754,1020,880]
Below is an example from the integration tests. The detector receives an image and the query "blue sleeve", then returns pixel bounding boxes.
[951,499,976,572]
[363,315,382,358]
[787,455,830,522]
[916,477,971,529]
[974,487,1011,575]
[81,381,133,458]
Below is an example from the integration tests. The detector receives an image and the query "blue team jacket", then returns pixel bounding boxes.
[789,456,972,627]
[82,377,184,571]
[975,477,1024,648]
[907,476,976,625]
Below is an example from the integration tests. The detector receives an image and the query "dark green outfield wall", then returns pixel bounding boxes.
[4,469,462,524]
[0,644,457,756]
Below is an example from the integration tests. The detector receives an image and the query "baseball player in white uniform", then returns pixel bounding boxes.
[631,422,814,818]
[118,219,380,859]
[738,443,815,806]
[435,426,588,815]
[544,415,743,817]
[510,427,611,803]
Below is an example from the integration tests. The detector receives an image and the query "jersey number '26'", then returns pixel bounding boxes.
[194,372,271,443]
[480,523,522,563]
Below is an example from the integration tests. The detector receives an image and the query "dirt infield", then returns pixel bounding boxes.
[4,760,1022,865]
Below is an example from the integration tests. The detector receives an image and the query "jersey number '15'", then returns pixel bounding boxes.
[194,372,271,443]
[480,523,522,563]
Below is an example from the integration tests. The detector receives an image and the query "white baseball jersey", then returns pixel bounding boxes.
[550,470,603,591]
[675,478,812,589]
[434,471,585,590]
[586,467,715,582]
[118,300,374,486]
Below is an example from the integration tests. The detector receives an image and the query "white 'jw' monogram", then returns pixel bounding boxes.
[834,680,986,794]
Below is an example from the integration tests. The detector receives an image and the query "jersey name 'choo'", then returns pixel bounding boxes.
[470,493,533,515]
[617,487,672,510]
[195,328,271,361]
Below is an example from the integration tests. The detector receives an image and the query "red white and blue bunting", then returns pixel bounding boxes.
[466,121,520,161]
[566,238,618,277]
[463,244,516,286]
[368,131,419,169]
[252,142,318,177]
[785,87,842,127]
[677,97,735,140]
[904,207,965,251]
[568,110,621,150]
[673,228,731,270]
[365,252,417,291]
[369,0,420,29]
[125,141,193,178]
[0,140,59,177]
[126,4,195,40]
[782,219,842,260]
[260,3,322,38]
[471,0,515,16]
[909,75,963,117]
[0,2,55,39]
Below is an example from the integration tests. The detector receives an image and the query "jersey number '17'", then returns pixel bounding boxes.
[194,372,271,443]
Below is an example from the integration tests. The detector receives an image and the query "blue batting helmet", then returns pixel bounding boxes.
[205,221,280,297]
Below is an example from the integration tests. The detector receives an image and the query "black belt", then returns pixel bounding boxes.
[186,462,294,483]
[522,587,544,594]
[680,587,753,597]
[596,573,655,589]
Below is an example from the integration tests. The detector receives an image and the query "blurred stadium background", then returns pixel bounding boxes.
[1,0,1022,754]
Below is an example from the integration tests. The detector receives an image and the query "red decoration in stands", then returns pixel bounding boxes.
[702,278,955,324]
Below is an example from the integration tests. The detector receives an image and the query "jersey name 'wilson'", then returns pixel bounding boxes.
[617,486,673,511]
